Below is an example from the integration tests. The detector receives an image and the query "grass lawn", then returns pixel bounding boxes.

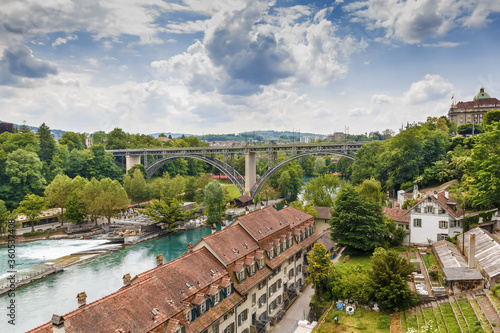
[223,184,242,200]
[337,253,372,268]
[439,303,461,333]
[316,308,390,333]
[458,299,483,332]
[450,300,469,331]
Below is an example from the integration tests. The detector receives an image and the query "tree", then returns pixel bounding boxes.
[458,123,483,136]
[79,178,102,225]
[0,200,9,233]
[98,178,129,224]
[64,191,86,223]
[142,197,187,232]
[15,194,46,232]
[4,149,46,207]
[277,171,291,198]
[357,177,384,204]
[304,173,340,207]
[350,141,384,185]
[368,248,418,312]
[306,243,331,319]
[106,128,128,149]
[328,264,371,304]
[465,121,500,209]
[44,174,73,225]
[37,123,56,164]
[483,110,500,127]
[126,169,150,203]
[329,183,386,253]
[59,131,85,151]
[204,180,225,225]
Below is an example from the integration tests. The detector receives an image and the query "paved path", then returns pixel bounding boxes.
[272,247,345,333]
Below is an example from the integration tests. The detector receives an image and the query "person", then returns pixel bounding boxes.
[334,316,338,324]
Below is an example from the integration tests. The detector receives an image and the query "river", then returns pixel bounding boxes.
[0,227,215,332]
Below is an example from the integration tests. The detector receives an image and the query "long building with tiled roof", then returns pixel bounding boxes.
[28,206,322,333]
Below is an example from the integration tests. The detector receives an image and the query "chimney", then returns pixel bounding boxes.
[433,191,438,199]
[413,185,419,199]
[469,234,476,269]
[187,242,193,252]
[123,273,131,287]
[156,254,164,266]
[444,189,449,200]
[211,223,217,234]
[51,314,65,333]
[77,292,87,307]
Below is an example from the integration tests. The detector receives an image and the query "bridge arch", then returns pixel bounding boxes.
[146,154,245,195]
[250,151,354,198]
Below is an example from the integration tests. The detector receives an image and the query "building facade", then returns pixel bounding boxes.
[403,190,465,245]
[448,87,500,126]
[29,206,320,333]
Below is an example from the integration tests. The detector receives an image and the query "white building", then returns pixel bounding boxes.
[403,189,465,245]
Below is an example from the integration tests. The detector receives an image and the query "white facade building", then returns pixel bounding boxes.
[404,190,464,245]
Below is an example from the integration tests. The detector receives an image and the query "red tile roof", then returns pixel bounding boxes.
[196,224,259,265]
[313,206,332,220]
[403,190,465,219]
[383,207,410,223]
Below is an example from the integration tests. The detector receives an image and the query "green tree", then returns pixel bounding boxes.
[64,192,86,223]
[15,194,46,232]
[483,110,500,127]
[0,200,9,233]
[98,178,129,224]
[44,174,73,225]
[106,128,128,149]
[127,169,150,203]
[277,171,291,198]
[5,149,46,206]
[329,183,386,253]
[350,141,384,185]
[59,132,85,151]
[328,264,371,304]
[304,173,340,207]
[357,177,384,204]
[37,123,56,164]
[306,243,331,319]
[457,123,483,135]
[142,197,186,232]
[79,178,102,225]
[368,248,418,312]
[465,121,500,209]
[204,180,225,225]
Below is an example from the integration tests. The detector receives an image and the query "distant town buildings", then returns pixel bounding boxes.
[326,132,346,141]
[448,87,500,126]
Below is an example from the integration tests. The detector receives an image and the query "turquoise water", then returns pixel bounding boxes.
[0,227,214,332]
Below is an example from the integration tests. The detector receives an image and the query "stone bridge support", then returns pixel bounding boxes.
[244,152,256,196]
[125,155,141,173]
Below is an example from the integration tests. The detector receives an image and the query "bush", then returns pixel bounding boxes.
[492,285,500,299]
[429,270,439,280]
[22,231,44,237]
[377,315,391,329]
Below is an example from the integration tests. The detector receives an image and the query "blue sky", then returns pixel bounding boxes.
[1,0,500,135]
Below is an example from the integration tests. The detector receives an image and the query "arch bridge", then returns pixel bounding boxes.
[107,142,367,198]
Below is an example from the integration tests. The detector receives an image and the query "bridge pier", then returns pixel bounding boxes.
[125,155,141,173]
[244,152,256,196]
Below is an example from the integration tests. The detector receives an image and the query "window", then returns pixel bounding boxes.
[258,293,267,308]
[238,309,248,326]
[289,268,294,279]
[226,284,233,297]
[297,264,302,274]
[426,206,433,213]
[275,245,280,256]
[237,270,246,282]
[251,293,256,306]
[416,207,421,213]
[288,257,294,265]
[413,219,422,228]
[242,329,249,333]
[223,323,235,333]
[212,322,219,333]
[186,309,192,323]
[439,221,448,229]
[248,262,256,276]
[258,279,266,290]
[259,258,264,269]
[268,248,274,260]
[439,234,447,241]
[212,291,221,306]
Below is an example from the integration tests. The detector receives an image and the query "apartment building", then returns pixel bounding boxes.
[28,206,320,333]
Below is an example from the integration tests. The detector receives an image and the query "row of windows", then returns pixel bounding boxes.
[412,219,460,229]
[269,279,282,297]
[269,295,282,313]
[267,225,314,261]
[186,284,234,324]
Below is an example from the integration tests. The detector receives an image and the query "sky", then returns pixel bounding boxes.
[1,0,500,136]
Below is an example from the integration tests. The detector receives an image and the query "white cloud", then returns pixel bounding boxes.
[348,107,373,117]
[403,74,454,104]
[344,0,500,45]
[52,35,78,48]
[371,94,392,104]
